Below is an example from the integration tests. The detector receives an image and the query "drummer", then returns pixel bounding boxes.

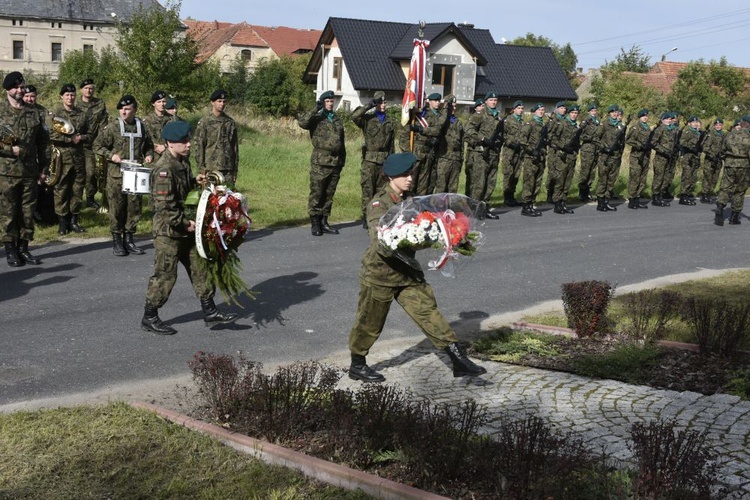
[93,94,154,256]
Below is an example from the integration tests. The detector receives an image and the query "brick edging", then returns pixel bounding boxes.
[130,401,448,500]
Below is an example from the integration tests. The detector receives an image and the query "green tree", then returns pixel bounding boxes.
[220,56,250,105]
[604,45,651,73]
[667,58,749,118]
[590,71,666,117]
[509,33,578,75]
[245,54,315,117]
[56,46,120,94]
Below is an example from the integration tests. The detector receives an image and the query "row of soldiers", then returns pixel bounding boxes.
[0,70,240,267]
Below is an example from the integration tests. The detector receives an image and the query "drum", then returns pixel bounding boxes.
[120,161,150,194]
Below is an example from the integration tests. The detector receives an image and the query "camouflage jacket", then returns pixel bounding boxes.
[0,99,50,177]
[298,107,346,167]
[465,107,503,151]
[49,105,92,150]
[651,125,678,158]
[360,184,423,287]
[579,115,601,146]
[550,116,580,153]
[502,114,524,150]
[149,151,196,238]
[596,118,626,156]
[93,117,154,178]
[142,112,171,163]
[679,126,703,154]
[352,105,394,164]
[28,103,50,125]
[193,111,239,175]
[702,129,725,161]
[721,128,750,168]
[626,121,652,152]
[520,117,547,157]
[437,115,464,159]
[78,97,108,140]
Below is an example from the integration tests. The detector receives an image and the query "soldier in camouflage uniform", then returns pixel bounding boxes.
[141,121,238,335]
[347,152,486,383]
[22,84,54,224]
[464,92,502,218]
[677,116,703,206]
[434,95,463,194]
[0,72,50,267]
[406,93,447,196]
[194,90,239,182]
[593,105,627,212]
[94,95,154,257]
[142,90,172,165]
[352,91,394,228]
[650,112,678,207]
[78,79,108,209]
[625,109,652,209]
[50,83,92,235]
[700,118,725,203]
[298,90,346,236]
[577,103,600,202]
[165,98,186,122]
[518,103,547,217]
[714,116,750,226]
[500,100,524,207]
[545,101,568,203]
[550,104,581,214]
[463,99,485,200]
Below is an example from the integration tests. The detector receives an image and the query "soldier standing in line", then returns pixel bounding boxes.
[165,98,185,122]
[347,152,487,383]
[677,115,703,206]
[500,100,524,207]
[406,93,447,196]
[518,103,547,217]
[141,121,238,335]
[625,109,652,209]
[700,118,725,203]
[434,94,463,194]
[352,91,394,229]
[464,91,502,218]
[0,72,50,267]
[593,104,626,212]
[50,83,92,235]
[22,85,48,121]
[22,85,53,224]
[545,101,567,203]
[142,90,171,165]
[94,95,154,256]
[577,103,600,202]
[714,116,750,226]
[551,104,580,214]
[463,98,484,201]
[650,112,677,207]
[78,79,108,210]
[194,90,239,184]
[663,112,682,201]
[298,90,345,236]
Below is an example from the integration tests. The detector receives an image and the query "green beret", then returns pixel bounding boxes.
[638,109,649,118]
[660,112,670,121]
[607,104,621,113]
[373,91,385,101]
[444,94,456,103]
[151,90,166,103]
[555,101,567,109]
[210,89,228,101]
[715,118,724,124]
[427,92,441,101]
[165,98,177,110]
[512,100,523,108]
[117,94,137,109]
[474,98,485,107]
[688,115,699,123]
[162,121,191,142]
[3,71,24,90]
[733,119,741,126]
[60,83,76,95]
[319,90,335,101]
[568,104,580,112]
[586,103,598,111]
[383,153,416,177]
[531,103,544,112]
[742,115,750,124]
[485,92,498,99]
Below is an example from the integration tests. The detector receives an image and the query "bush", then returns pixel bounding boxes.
[681,298,750,358]
[561,280,615,337]
[622,289,682,343]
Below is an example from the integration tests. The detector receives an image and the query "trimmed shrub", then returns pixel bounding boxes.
[682,298,750,358]
[622,289,681,343]
[561,280,615,337]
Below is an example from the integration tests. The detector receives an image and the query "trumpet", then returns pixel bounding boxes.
[51,116,75,135]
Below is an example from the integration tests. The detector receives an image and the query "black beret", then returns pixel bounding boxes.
[568,104,580,112]
[2,71,24,90]
[80,78,94,88]
[383,153,416,177]
[485,92,498,99]
[638,109,649,118]
[59,83,76,95]
[162,120,191,142]
[23,85,37,94]
[555,101,567,109]
[117,94,137,109]
[512,100,524,108]
[318,90,334,101]
[210,89,228,101]
[531,103,544,112]
[165,98,177,110]
[427,92,441,101]
[151,90,166,103]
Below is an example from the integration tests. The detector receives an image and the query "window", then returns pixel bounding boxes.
[240,49,252,61]
[431,64,455,96]
[51,22,62,28]
[12,40,23,60]
[332,57,343,92]
[51,42,62,62]
[83,44,94,53]
[12,19,23,26]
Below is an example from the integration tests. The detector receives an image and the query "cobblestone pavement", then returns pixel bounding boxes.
[326,338,750,497]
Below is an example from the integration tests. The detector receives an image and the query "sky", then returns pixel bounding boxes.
[178,0,750,72]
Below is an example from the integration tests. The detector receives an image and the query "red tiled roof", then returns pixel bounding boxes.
[250,25,321,56]
[624,61,750,95]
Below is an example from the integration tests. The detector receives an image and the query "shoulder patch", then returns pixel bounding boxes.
[371,200,380,207]
[158,171,168,178]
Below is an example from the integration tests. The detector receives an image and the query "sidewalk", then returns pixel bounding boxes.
[322,337,750,496]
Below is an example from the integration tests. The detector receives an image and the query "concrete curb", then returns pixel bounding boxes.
[130,401,449,500]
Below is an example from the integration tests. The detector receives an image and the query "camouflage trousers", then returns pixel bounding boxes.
[664,157,679,194]
[145,235,214,308]
[360,159,386,215]
[501,146,523,199]
[0,175,36,243]
[348,280,458,356]
[465,149,499,203]
[83,148,100,199]
[627,151,650,198]
[595,153,621,198]
[53,152,85,216]
[434,153,462,193]
[412,152,437,196]
[521,155,545,203]
[651,153,670,195]
[552,151,577,203]
[717,164,749,213]
[679,153,700,197]
[107,172,143,233]
[578,143,598,190]
[308,163,342,216]
[702,158,722,196]
[546,148,565,198]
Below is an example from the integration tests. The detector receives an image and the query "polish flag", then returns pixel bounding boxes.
[401,38,430,126]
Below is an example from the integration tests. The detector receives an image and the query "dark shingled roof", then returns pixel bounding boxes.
[0,0,166,23]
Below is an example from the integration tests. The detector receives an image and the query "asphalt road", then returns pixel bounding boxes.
[1,199,748,407]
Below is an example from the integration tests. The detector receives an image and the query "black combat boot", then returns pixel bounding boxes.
[636,197,649,209]
[678,194,696,206]
[484,205,499,219]
[320,216,339,234]
[628,198,637,209]
[553,201,565,214]
[579,186,591,202]
[112,232,128,256]
[699,193,710,204]
[651,196,668,207]
[201,297,239,325]
[604,198,617,211]
[444,342,487,377]
[310,215,322,236]
[521,203,540,217]
[18,239,41,265]
[503,192,518,207]
[596,197,608,212]
[663,189,674,201]
[729,212,741,225]
[124,232,145,255]
[561,201,574,214]
[58,215,69,235]
[69,214,86,233]
[714,203,726,226]
[141,302,177,335]
[86,195,100,210]
[348,354,385,382]
[4,241,24,267]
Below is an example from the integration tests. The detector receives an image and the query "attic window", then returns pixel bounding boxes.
[12,20,23,26]
[241,49,252,61]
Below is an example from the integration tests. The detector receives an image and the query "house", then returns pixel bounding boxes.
[0,0,167,77]
[183,19,320,74]
[302,17,577,113]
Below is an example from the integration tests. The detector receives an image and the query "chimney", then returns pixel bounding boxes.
[457,22,474,29]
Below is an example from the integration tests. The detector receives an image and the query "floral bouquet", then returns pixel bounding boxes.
[185,173,255,305]
[377,193,485,278]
